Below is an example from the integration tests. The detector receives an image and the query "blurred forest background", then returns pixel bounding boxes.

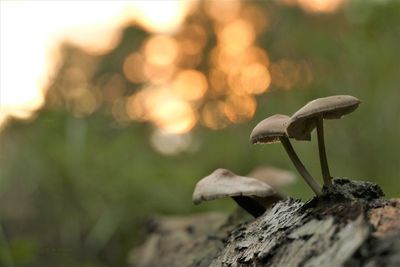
[1,0,400,266]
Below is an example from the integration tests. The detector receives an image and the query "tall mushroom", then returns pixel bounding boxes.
[286,95,361,187]
[250,114,322,195]
[192,168,277,217]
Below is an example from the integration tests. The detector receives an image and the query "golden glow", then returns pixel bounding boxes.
[143,63,176,84]
[239,63,271,95]
[297,0,344,13]
[212,45,268,75]
[200,1,273,129]
[126,87,196,134]
[208,68,229,96]
[201,101,228,130]
[243,47,270,67]
[123,53,146,84]
[128,0,190,33]
[140,35,179,84]
[228,64,270,96]
[279,0,344,13]
[150,94,196,134]
[205,0,242,24]
[178,24,207,56]
[223,94,256,123]
[219,19,255,54]
[144,35,179,66]
[172,70,208,101]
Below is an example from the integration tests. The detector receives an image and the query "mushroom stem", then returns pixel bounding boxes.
[279,136,322,195]
[316,115,332,186]
[232,196,266,218]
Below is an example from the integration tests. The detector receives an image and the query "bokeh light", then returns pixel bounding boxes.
[123,53,146,84]
[298,0,344,13]
[279,0,345,13]
[223,94,257,123]
[1,0,320,134]
[205,0,242,24]
[201,101,228,130]
[177,23,207,56]
[172,70,208,102]
[144,35,179,66]
[218,19,255,54]
[150,94,196,134]
[0,0,192,129]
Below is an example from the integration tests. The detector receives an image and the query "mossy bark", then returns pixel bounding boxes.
[130,179,400,267]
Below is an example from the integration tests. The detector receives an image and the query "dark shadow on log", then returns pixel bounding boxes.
[232,196,266,218]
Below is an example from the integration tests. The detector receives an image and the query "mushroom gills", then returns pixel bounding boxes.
[232,196,266,218]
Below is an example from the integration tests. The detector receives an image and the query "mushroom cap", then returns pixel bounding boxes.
[287,95,360,140]
[192,168,275,205]
[247,166,296,190]
[250,114,310,144]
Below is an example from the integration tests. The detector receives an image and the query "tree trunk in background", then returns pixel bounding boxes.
[129,179,400,267]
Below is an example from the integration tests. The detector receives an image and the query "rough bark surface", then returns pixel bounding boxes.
[130,179,400,267]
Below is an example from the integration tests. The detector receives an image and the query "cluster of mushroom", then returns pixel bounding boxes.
[192,95,361,218]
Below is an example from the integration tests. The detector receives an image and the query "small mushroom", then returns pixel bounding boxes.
[247,166,296,208]
[287,95,360,186]
[247,165,296,190]
[192,168,277,217]
[250,114,322,195]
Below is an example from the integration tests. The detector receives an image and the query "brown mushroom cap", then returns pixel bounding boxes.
[192,168,275,205]
[247,166,296,190]
[287,95,360,140]
[250,114,311,144]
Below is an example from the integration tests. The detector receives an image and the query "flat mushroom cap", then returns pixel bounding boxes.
[287,95,360,140]
[250,114,310,144]
[247,166,296,190]
[192,168,275,205]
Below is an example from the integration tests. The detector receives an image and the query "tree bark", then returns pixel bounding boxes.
[129,179,400,267]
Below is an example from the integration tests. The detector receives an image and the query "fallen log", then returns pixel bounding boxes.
[129,179,400,267]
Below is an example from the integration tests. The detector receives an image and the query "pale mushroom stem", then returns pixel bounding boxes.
[279,136,322,195]
[316,115,332,186]
[232,196,266,218]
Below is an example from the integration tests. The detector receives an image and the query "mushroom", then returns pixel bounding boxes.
[286,95,360,186]
[241,166,297,209]
[192,168,277,217]
[247,166,296,207]
[250,114,322,195]
[247,165,296,190]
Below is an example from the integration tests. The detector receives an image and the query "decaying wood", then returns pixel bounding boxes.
[129,179,400,267]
